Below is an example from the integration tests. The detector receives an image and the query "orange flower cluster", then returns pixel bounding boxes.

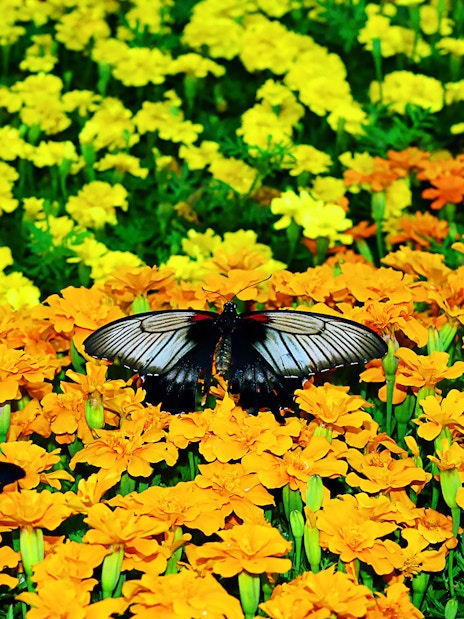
[0,260,462,617]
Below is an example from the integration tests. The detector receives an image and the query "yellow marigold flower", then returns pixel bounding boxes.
[88,250,145,284]
[0,125,31,160]
[0,161,19,215]
[34,215,76,246]
[240,14,308,73]
[61,89,102,116]
[27,139,79,168]
[182,3,244,60]
[179,140,221,170]
[20,34,57,73]
[437,37,464,56]
[415,391,464,441]
[317,494,399,575]
[182,228,222,259]
[260,565,373,619]
[65,180,128,229]
[419,4,453,36]
[285,47,352,117]
[359,13,430,60]
[122,570,243,619]
[55,6,111,51]
[124,0,172,35]
[94,152,149,178]
[311,175,348,205]
[169,52,226,78]
[79,97,139,151]
[0,441,73,491]
[112,46,171,87]
[186,523,292,577]
[283,144,333,176]
[370,71,444,114]
[0,271,41,310]
[366,582,424,619]
[209,157,258,195]
[327,99,369,135]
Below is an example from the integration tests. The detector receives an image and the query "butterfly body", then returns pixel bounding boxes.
[84,302,387,417]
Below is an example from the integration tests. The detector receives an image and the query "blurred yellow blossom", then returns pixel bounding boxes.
[65,181,128,229]
[370,71,444,114]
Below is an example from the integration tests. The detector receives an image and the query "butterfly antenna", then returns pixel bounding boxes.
[233,274,272,298]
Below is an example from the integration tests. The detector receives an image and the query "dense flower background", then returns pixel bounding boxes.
[1,0,464,617]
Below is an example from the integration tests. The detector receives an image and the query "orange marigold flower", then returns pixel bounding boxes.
[317,494,399,575]
[295,383,374,445]
[428,438,464,472]
[37,285,124,349]
[344,155,408,192]
[345,447,431,499]
[259,565,373,619]
[199,408,301,463]
[395,348,464,393]
[387,211,449,249]
[382,246,450,285]
[110,481,228,536]
[366,582,423,619]
[392,528,448,577]
[414,507,457,547]
[65,471,122,513]
[66,363,127,399]
[0,441,73,490]
[242,436,347,494]
[186,523,292,577]
[102,264,175,307]
[415,391,464,441]
[17,578,127,618]
[122,570,244,619]
[0,343,57,402]
[70,418,178,480]
[422,174,464,210]
[0,489,72,531]
[195,461,275,522]
[0,545,20,589]
[83,503,170,576]
[40,390,94,445]
[31,539,109,585]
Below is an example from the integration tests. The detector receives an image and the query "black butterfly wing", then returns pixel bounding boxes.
[84,310,222,413]
[229,310,387,415]
[0,462,26,485]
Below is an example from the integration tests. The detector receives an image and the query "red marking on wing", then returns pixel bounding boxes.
[191,312,215,322]
[244,313,269,323]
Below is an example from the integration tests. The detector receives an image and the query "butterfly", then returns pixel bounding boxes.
[84,301,387,418]
[0,462,26,485]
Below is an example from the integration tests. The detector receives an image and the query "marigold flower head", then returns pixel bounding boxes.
[392,528,448,578]
[0,489,72,531]
[317,494,400,575]
[366,582,424,619]
[122,570,244,619]
[415,391,464,441]
[186,522,292,577]
[260,565,373,619]
[369,71,444,115]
